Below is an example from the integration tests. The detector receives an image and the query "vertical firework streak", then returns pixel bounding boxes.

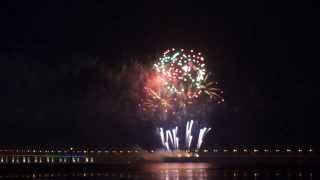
[166,130,173,150]
[172,127,179,150]
[186,120,194,150]
[158,120,212,151]
[197,127,212,150]
[159,128,166,149]
[159,126,180,151]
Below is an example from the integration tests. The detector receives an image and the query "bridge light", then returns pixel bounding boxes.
[233,149,237,152]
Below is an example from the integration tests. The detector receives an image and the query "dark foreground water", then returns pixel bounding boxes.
[0,163,317,180]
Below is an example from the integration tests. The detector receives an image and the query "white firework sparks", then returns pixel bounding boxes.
[186,120,194,150]
[197,127,211,150]
[158,120,211,151]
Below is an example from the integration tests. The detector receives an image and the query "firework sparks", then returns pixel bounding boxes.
[172,127,179,150]
[138,48,223,151]
[197,127,211,150]
[186,120,194,150]
[154,48,208,99]
[142,49,223,121]
[158,121,212,151]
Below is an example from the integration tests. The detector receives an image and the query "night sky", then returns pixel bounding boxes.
[1,1,319,149]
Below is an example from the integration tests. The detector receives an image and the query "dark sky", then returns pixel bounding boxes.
[0,0,319,149]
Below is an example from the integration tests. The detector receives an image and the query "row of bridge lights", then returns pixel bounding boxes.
[0,149,143,154]
[0,157,94,164]
[0,171,314,179]
[202,148,313,153]
[90,149,314,154]
[0,148,314,154]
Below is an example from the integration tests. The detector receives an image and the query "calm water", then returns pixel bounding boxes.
[0,163,316,180]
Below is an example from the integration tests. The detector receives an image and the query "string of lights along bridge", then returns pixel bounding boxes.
[0,148,315,164]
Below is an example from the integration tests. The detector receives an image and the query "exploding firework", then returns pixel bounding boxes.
[154,48,206,98]
[137,49,223,150]
[153,48,222,101]
[142,48,223,121]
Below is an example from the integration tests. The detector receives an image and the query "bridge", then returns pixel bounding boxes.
[0,147,317,164]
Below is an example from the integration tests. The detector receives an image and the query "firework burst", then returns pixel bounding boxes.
[136,48,223,150]
[142,48,223,121]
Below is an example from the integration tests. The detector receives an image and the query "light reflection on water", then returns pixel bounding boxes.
[142,163,210,180]
[0,163,316,179]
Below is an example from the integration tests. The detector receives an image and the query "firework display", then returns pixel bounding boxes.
[143,48,224,119]
[154,48,207,98]
[142,48,223,122]
[154,48,223,101]
[140,48,223,151]
[159,120,211,151]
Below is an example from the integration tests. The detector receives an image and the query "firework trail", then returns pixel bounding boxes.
[197,127,211,149]
[159,121,212,151]
[159,128,166,148]
[186,120,194,150]
[171,127,178,150]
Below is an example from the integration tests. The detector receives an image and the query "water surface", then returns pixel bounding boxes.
[0,163,316,180]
